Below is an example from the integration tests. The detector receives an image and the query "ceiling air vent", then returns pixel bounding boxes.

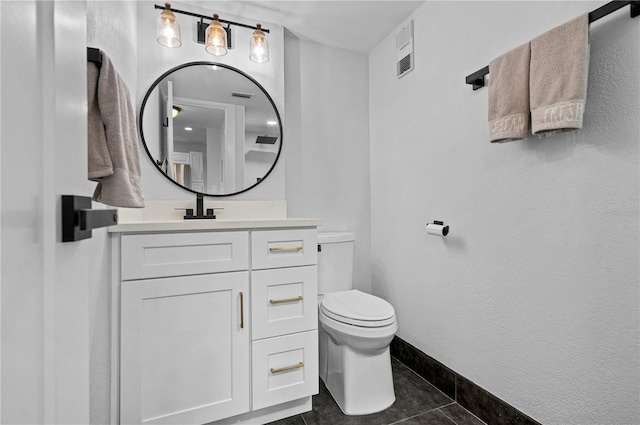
[256,136,278,144]
[396,20,414,79]
[232,92,254,99]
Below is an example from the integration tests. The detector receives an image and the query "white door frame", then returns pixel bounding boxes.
[1,1,91,423]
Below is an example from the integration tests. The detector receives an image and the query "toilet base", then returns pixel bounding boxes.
[322,333,395,415]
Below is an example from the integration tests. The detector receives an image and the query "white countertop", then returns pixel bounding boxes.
[107,200,321,233]
[108,218,322,233]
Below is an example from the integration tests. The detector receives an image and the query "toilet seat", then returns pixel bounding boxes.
[320,290,396,328]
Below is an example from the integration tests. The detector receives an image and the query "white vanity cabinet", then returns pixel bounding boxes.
[117,231,250,425]
[111,224,319,425]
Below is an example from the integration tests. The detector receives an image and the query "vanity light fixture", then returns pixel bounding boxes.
[156,3,182,47]
[172,105,181,118]
[153,4,270,62]
[250,24,269,63]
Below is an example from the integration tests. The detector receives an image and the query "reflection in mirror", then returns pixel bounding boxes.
[140,62,282,196]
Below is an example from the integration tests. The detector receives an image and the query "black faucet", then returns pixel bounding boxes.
[196,193,205,217]
[183,193,222,220]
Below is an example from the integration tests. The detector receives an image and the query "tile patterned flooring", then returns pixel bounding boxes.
[267,358,486,425]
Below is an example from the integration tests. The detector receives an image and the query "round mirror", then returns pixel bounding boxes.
[139,62,282,196]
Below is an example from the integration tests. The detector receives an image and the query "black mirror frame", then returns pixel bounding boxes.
[138,61,283,197]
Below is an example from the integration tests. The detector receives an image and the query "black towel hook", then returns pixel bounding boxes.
[87,47,102,66]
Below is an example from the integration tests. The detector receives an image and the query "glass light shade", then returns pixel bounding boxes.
[172,106,181,118]
[156,4,182,48]
[249,25,269,63]
[205,17,227,56]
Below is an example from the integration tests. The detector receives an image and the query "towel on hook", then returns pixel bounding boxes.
[488,42,531,143]
[530,13,590,138]
[88,51,144,208]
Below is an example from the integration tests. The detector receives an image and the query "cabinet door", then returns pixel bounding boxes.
[190,151,204,181]
[120,272,250,425]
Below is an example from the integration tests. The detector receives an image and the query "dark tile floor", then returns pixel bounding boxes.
[267,358,486,425]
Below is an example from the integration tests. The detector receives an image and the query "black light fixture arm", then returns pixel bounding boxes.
[465,0,639,90]
[153,4,270,33]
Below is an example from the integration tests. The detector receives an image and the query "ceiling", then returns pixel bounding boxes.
[180,1,425,53]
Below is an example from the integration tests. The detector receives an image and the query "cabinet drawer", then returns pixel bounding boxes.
[251,266,318,340]
[252,331,318,410]
[121,231,249,280]
[251,229,317,270]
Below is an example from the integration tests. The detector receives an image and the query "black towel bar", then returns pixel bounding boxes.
[465,1,640,90]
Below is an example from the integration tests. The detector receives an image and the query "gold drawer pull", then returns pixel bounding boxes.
[269,295,304,304]
[239,292,244,329]
[270,362,304,374]
[269,246,303,252]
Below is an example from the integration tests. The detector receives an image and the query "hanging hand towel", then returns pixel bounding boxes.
[488,42,531,143]
[87,51,145,208]
[530,14,590,138]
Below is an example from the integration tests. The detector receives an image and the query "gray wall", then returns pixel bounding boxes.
[369,2,639,424]
[284,34,372,292]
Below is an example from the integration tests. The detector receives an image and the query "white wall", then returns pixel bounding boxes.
[369,2,639,424]
[87,1,138,423]
[284,34,372,292]
[136,1,286,201]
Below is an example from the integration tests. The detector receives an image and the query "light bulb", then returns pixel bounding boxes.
[250,24,269,63]
[156,3,182,48]
[205,15,228,56]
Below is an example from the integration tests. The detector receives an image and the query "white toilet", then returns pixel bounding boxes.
[317,232,397,415]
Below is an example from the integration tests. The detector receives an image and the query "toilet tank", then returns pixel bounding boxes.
[317,232,355,294]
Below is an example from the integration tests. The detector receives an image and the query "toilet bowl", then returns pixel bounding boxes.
[318,289,397,415]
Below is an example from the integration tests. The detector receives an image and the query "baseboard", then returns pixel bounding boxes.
[391,336,542,425]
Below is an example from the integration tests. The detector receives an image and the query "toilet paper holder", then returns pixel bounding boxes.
[426,220,449,236]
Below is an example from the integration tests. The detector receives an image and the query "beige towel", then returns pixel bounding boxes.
[530,14,590,138]
[488,42,531,143]
[88,51,144,208]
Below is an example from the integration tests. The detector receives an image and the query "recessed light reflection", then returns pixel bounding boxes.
[185,127,193,131]
[266,120,277,126]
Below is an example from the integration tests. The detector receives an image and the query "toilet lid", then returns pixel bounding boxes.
[320,290,396,327]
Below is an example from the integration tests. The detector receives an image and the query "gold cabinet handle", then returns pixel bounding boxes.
[269,246,303,252]
[269,295,304,304]
[270,362,304,374]
[239,291,244,329]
